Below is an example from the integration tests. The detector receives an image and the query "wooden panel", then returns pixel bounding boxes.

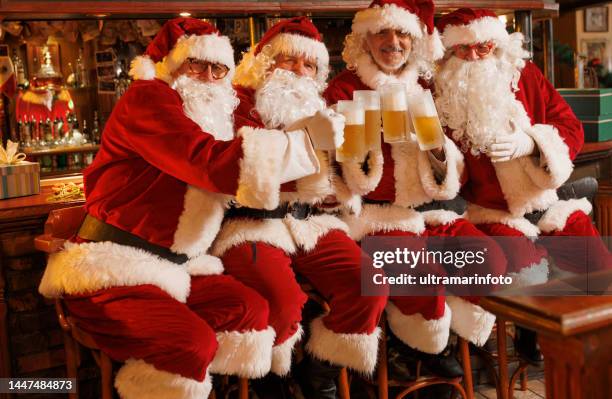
[0,0,559,16]
[595,181,612,248]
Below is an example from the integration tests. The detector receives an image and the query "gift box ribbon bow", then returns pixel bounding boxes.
[0,140,26,165]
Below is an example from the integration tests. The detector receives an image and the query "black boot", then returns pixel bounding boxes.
[514,326,544,365]
[388,333,463,379]
[294,355,340,399]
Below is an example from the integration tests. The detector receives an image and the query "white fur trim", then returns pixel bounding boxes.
[115,359,212,399]
[538,198,592,234]
[354,52,424,92]
[171,186,229,257]
[343,203,425,241]
[392,140,435,208]
[209,326,276,378]
[441,16,509,49]
[418,136,464,200]
[413,28,446,63]
[185,254,224,276]
[341,150,384,196]
[506,257,550,288]
[422,210,462,227]
[284,214,349,253]
[493,158,560,217]
[386,301,451,354]
[522,124,574,190]
[306,317,381,375]
[236,126,288,210]
[129,55,156,80]
[446,296,495,347]
[212,218,296,256]
[271,325,304,376]
[39,241,190,302]
[465,203,540,237]
[352,3,423,38]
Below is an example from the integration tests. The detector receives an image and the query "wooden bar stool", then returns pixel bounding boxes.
[35,205,249,399]
[372,314,469,399]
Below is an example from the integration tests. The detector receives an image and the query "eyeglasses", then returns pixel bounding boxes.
[186,58,230,80]
[452,42,495,58]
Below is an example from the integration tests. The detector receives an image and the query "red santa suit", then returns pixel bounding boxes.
[36,19,314,399]
[324,0,505,353]
[435,9,611,284]
[212,17,387,376]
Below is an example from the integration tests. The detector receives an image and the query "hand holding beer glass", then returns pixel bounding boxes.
[335,100,367,162]
[379,83,408,143]
[353,90,382,151]
[406,89,445,151]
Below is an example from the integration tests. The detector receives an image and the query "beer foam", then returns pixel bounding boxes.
[381,91,407,111]
[407,90,437,117]
[354,90,380,110]
[342,107,365,125]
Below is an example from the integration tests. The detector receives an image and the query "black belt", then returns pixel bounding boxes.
[524,210,545,225]
[363,198,391,205]
[77,214,188,264]
[225,202,318,220]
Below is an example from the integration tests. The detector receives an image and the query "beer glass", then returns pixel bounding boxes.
[335,100,366,162]
[406,89,445,151]
[353,90,382,151]
[379,83,408,143]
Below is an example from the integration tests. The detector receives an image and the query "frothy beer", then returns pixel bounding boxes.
[406,90,444,151]
[379,84,408,143]
[354,90,382,151]
[336,101,366,162]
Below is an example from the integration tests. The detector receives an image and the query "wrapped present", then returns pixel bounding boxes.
[558,88,612,142]
[0,140,40,199]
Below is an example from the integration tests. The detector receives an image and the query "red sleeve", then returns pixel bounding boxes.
[113,81,242,195]
[323,70,363,106]
[524,63,584,160]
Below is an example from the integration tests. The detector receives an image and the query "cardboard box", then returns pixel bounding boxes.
[0,161,40,199]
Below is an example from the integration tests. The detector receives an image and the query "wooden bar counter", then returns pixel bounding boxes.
[0,177,85,399]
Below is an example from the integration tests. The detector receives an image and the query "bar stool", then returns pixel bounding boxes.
[371,314,470,399]
[35,205,249,399]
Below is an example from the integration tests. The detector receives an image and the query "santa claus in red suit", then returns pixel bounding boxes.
[210,17,387,397]
[324,0,504,376]
[35,18,328,399]
[435,9,611,284]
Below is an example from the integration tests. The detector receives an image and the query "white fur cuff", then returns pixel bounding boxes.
[418,136,464,201]
[271,325,304,376]
[306,317,381,375]
[506,257,550,288]
[446,296,496,347]
[538,198,592,233]
[209,327,276,378]
[522,124,574,190]
[115,359,212,399]
[386,302,451,354]
[236,126,288,210]
[341,150,384,196]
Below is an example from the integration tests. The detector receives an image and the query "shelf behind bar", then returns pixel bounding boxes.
[0,0,559,18]
[23,144,99,157]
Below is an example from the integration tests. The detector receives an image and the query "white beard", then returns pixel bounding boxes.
[172,75,239,141]
[255,68,326,129]
[435,55,530,156]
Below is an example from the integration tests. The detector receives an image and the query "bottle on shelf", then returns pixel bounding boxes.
[82,119,90,143]
[12,48,28,89]
[92,111,101,144]
[43,117,54,147]
[76,48,88,88]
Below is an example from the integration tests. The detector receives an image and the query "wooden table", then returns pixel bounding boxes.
[480,294,612,399]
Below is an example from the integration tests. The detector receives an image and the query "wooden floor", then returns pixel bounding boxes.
[475,374,546,399]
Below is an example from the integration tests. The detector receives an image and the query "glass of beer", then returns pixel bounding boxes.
[353,90,382,151]
[406,89,445,151]
[379,83,408,143]
[335,100,366,163]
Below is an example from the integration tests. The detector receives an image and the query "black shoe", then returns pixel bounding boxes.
[294,355,340,399]
[514,326,544,365]
[419,348,464,379]
[386,345,416,382]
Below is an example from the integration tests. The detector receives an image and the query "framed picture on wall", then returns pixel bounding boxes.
[582,39,608,62]
[584,6,609,32]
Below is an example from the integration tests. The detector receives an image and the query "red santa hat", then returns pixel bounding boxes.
[233,17,329,89]
[129,17,235,82]
[348,0,444,63]
[436,8,510,49]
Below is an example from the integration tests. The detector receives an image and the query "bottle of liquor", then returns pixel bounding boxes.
[76,48,88,88]
[82,119,90,143]
[12,49,28,88]
[43,118,54,146]
[92,111,101,144]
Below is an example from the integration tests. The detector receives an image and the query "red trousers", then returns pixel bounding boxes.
[222,229,386,343]
[63,275,269,382]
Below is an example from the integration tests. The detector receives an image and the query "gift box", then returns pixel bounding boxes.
[558,88,612,143]
[0,161,40,199]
